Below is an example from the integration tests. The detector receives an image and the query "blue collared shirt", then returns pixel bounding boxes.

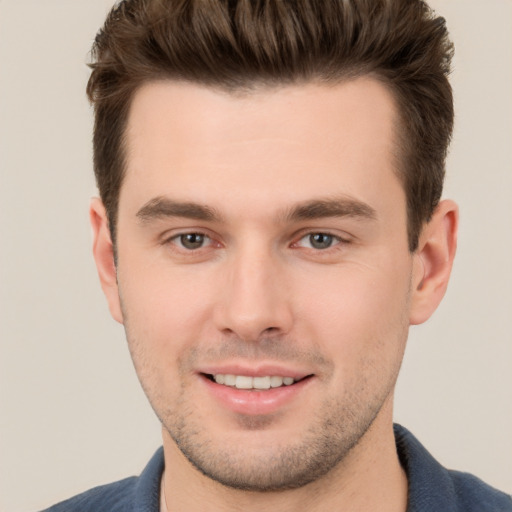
[41,424,512,511]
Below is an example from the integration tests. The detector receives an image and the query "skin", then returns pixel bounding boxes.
[91,78,458,512]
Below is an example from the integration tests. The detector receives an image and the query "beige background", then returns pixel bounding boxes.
[0,1,511,510]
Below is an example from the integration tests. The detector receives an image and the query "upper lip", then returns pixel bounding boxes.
[198,363,313,380]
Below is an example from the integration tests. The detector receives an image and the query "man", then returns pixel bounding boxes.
[41,0,511,510]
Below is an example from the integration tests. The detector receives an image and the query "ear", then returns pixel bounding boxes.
[90,197,124,324]
[409,199,458,325]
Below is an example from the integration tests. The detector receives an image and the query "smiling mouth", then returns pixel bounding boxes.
[203,373,313,390]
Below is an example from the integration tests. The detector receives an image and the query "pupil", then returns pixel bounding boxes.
[310,233,332,249]
[181,233,204,249]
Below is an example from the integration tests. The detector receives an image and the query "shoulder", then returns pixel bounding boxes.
[39,477,137,512]
[38,447,164,512]
[448,469,512,511]
[393,424,512,511]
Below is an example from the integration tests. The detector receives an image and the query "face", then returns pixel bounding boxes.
[97,78,419,490]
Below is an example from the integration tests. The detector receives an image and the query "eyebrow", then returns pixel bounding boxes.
[136,195,377,224]
[136,196,221,222]
[283,196,377,222]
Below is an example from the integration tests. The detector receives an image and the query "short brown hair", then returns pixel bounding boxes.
[87,0,454,251]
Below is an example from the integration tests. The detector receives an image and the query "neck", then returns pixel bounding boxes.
[161,411,408,512]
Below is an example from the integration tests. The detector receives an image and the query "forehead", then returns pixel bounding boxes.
[121,78,402,219]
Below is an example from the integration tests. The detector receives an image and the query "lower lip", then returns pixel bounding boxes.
[200,375,314,415]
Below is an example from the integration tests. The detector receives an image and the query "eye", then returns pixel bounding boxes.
[296,233,341,250]
[173,233,211,250]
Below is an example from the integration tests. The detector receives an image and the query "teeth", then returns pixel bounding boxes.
[213,374,298,389]
[253,376,271,390]
[224,374,236,386]
[235,376,253,389]
[270,376,283,388]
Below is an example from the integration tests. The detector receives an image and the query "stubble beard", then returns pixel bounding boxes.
[163,388,389,492]
[122,303,409,493]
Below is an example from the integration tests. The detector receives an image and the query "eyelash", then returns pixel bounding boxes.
[165,232,217,251]
[162,230,350,254]
[293,232,348,251]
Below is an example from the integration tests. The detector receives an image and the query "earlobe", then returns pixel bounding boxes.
[409,199,458,325]
[90,198,124,324]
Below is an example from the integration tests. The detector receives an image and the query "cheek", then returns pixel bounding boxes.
[292,259,412,369]
[117,260,216,369]
[117,267,214,414]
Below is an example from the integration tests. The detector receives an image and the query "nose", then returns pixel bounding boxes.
[213,245,293,342]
